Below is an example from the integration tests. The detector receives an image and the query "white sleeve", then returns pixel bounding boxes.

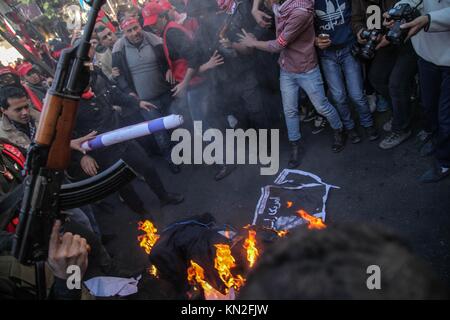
[427,7,450,32]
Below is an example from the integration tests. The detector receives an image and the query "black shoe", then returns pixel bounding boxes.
[348,128,362,144]
[168,161,181,174]
[419,164,450,183]
[288,140,302,168]
[332,129,346,153]
[160,192,184,206]
[365,125,379,141]
[214,164,234,181]
[312,116,327,134]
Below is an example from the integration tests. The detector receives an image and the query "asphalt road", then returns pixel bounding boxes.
[94,109,450,294]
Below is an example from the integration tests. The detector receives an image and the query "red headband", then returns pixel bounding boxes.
[120,18,140,30]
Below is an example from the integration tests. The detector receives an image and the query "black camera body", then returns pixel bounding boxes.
[386,3,420,45]
[351,29,382,60]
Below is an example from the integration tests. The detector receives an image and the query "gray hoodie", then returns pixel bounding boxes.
[396,0,450,66]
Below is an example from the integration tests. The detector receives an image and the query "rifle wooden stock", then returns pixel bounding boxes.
[35,94,79,170]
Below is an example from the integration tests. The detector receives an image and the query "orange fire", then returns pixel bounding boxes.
[149,265,159,278]
[243,229,259,268]
[137,220,160,254]
[277,230,289,237]
[286,201,293,208]
[214,244,245,291]
[187,260,227,300]
[297,209,327,230]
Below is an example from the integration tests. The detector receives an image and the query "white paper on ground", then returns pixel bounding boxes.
[84,275,142,297]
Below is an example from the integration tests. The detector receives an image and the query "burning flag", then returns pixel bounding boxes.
[243,229,259,268]
[138,220,160,254]
[297,209,327,230]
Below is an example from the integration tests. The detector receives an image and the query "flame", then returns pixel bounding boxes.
[277,230,289,237]
[137,220,160,254]
[149,265,159,278]
[286,201,293,208]
[187,260,226,300]
[297,209,327,230]
[243,229,259,268]
[214,244,245,291]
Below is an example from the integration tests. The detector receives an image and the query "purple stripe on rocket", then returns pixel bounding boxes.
[147,118,166,133]
[87,136,105,150]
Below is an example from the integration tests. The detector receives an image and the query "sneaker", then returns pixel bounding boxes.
[383,118,392,132]
[365,125,379,141]
[227,115,238,129]
[416,130,432,145]
[348,128,362,144]
[332,129,346,153]
[301,109,316,123]
[376,95,390,112]
[160,192,184,206]
[312,116,327,134]
[419,164,449,183]
[379,130,412,149]
[367,94,377,113]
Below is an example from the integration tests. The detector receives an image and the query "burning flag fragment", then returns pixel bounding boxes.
[243,229,259,268]
[138,220,160,254]
[286,201,293,208]
[297,210,327,230]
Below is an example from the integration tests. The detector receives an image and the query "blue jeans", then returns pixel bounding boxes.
[319,45,373,130]
[280,66,343,141]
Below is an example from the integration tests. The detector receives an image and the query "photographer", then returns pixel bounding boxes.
[352,0,418,150]
[392,0,449,182]
[314,0,379,144]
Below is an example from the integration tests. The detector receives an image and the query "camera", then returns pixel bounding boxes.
[386,4,420,45]
[351,29,382,60]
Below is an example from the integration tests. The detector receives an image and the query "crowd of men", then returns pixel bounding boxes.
[0,0,448,299]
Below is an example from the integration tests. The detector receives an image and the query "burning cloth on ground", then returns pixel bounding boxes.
[252,169,339,231]
[148,213,234,296]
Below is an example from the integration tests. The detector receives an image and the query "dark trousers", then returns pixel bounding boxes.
[418,57,450,168]
[369,41,418,132]
[140,91,173,160]
[221,71,269,130]
[95,141,167,207]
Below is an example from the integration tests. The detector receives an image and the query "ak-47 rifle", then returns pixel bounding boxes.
[11,0,137,299]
